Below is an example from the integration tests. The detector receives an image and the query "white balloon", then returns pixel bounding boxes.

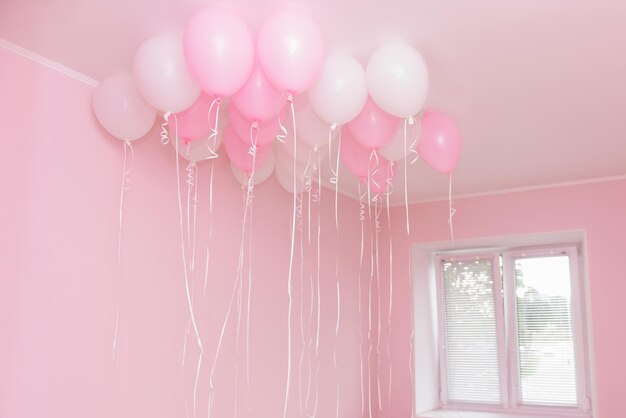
[366,42,429,117]
[278,130,329,169]
[92,73,156,141]
[170,134,223,163]
[275,146,311,178]
[230,150,276,186]
[308,53,368,125]
[379,122,421,161]
[275,160,305,194]
[133,35,200,113]
[293,96,331,148]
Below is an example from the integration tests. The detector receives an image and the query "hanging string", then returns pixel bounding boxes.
[328,124,341,230]
[385,162,395,407]
[275,92,291,144]
[245,122,259,398]
[160,111,172,145]
[448,173,456,241]
[304,159,314,413]
[312,153,322,418]
[357,181,366,416]
[207,257,240,418]
[206,98,221,159]
[403,117,414,236]
[192,353,202,418]
[112,139,134,365]
[334,279,341,418]
[283,94,297,418]
[407,115,419,164]
[298,194,305,416]
[366,168,374,418]
[231,122,259,418]
[374,198,383,411]
[330,127,343,418]
[173,115,205,359]
[369,149,381,203]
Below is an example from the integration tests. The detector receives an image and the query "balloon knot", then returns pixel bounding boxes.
[407,116,416,126]
[330,123,339,131]
[163,111,172,122]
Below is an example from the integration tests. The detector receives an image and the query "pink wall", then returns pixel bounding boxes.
[385,179,626,418]
[4,45,624,418]
[0,49,378,418]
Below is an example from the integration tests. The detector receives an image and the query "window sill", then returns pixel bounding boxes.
[417,409,591,418]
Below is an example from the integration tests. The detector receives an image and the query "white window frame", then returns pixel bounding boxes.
[434,244,592,417]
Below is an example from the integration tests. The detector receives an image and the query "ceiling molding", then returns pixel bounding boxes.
[411,174,626,205]
[0,38,99,87]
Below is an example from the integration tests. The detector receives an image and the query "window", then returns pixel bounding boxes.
[436,245,591,416]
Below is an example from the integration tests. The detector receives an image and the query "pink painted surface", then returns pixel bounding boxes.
[385,179,626,418]
[0,49,378,418]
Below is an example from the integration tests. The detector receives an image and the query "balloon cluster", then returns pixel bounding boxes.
[92,7,462,194]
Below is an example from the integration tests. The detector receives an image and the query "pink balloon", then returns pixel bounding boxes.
[257,9,325,94]
[347,97,401,150]
[223,125,270,173]
[229,105,281,148]
[231,61,283,122]
[340,129,373,179]
[171,93,218,142]
[183,7,255,97]
[92,73,156,141]
[417,110,462,174]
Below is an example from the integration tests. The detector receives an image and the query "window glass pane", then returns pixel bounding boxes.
[515,255,578,406]
[442,258,501,404]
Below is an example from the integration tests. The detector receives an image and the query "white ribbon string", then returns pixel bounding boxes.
[193,353,202,418]
[448,173,456,241]
[334,279,341,418]
[328,124,341,230]
[358,181,366,416]
[174,116,205,359]
[284,94,297,418]
[204,163,214,296]
[375,198,382,411]
[205,98,221,160]
[245,123,259,404]
[312,154,322,418]
[297,189,305,416]
[304,163,314,412]
[160,112,172,145]
[366,171,374,418]
[407,115,419,165]
[304,155,319,415]
[276,92,290,144]
[369,150,381,203]
[385,162,395,407]
[403,117,411,236]
[112,139,134,365]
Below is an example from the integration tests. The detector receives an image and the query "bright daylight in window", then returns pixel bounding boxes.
[436,245,591,416]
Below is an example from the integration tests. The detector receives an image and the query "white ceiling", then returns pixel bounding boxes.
[2,0,625,203]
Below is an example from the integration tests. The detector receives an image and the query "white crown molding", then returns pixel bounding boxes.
[0,38,99,87]
[412,174,626,205]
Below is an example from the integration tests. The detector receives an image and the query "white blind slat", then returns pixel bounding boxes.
[442,258,502,405]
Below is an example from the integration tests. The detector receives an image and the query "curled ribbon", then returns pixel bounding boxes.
[160,111,172,145]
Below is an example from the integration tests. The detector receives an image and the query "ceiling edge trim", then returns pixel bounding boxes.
[410,174,626,205]
[0,38,99,87]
